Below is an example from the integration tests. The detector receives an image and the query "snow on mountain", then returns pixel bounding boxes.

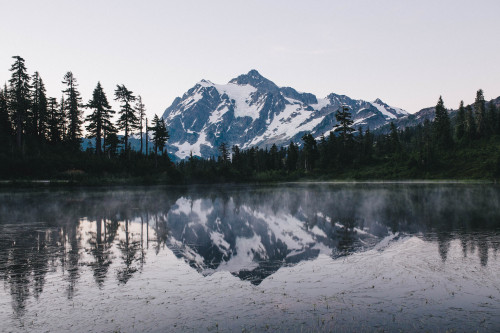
[163,195,384,284]
[162,70,408,159]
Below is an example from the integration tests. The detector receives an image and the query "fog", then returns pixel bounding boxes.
[1,183,499,331]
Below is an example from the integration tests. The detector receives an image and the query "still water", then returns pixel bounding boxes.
[0,183,499,332]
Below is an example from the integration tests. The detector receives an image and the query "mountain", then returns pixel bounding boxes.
[162,70,408,159]
[163,191,394,285]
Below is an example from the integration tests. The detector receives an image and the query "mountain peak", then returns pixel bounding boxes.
[247,69,263,78]
[373,98,385,104]
[229,69,278,91]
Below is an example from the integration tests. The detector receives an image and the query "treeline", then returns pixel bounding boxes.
[1,55,500,182]
[0,56,175,181]
[178,93,500,182]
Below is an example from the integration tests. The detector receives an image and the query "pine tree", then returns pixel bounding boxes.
[433,96,452,149]
[455,101,466,141]
[62,71,83,150]
[362,128,374,163]
[389,122,401,154]
[150,114,169,155]
[286,141,298,171]
[0,85,13,151]
[465,105,476,141]
[486,101,497,135]
[301,133,318,171]
[8,56,31,150]
[334,104,354,147]
[85,82,115,155]
[474,89,486,137]
[47,97,64,143]
[30,71,48,141]
[114,84,137,155]
[218,142,230,164]
[269,143,280,170]
[135,95,146,154]
[231,145,242,170]
[59,96,67,140]
[145,117,149,156]
[105,131,120,157]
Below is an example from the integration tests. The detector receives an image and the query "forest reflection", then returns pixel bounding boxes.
[0,184,499,317]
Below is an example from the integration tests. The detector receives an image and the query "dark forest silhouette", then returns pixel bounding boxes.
[1,56,500,183]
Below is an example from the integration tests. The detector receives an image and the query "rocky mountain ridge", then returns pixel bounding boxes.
[162,70,408,159]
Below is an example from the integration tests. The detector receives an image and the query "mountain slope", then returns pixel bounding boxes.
[162,70,408,159]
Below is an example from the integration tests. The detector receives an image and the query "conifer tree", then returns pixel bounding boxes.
[114,84,137,155]
[231,145,242,170]
[389,122,401,154]
[269,143,280,170]
[8,56,31,150]
[85,82,114,155]
[301,133,318,171]
[105,131,120,157]
[150,114,169,155]
[362,128,374,162]
[455,101,466,141]
[145,117,149,156]
[465,105,476,141]
[135,95,146,154]
[286,141,298,171]
[0,86,12,150]
[433,96,452,149]
[218,142,230,163]
[30,71,48,140]
[47,97,65,143]
[486,102,497,135]
[62,71,83,150]
[334,104,354,147]
[474,89,486,137]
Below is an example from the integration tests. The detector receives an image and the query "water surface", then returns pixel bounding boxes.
[1,183,499,332]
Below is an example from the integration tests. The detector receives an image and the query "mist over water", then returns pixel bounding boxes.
[1,183,499,332]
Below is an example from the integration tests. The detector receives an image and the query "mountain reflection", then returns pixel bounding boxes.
[0,184,499,316]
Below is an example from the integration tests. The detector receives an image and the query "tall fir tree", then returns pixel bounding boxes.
[465,105,476,141]
[218,142,230,164]
[0,85,13,151]
[486,101,497,135]
[47,97,65,143]
[85,82,115,155]
[389,122,401,155]
[286,141,298,171]
[334,104,354,147]
[362,128,374,163]
[135,95,146,154]
[30,71,48,141]
[62,71,83,150]
[433,96,452,149]
[8,56,31,150]
[474,89,486,137]
[145,117,149,156]
[301,133,318,171]
[455,101,466,141]
[114,84,137,155]
[150,114,169,155]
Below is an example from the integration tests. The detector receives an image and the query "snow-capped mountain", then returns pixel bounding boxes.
[163,192,390,285]
[162,70,408,159]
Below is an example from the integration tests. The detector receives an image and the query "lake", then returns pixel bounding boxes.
[1,183,499,332]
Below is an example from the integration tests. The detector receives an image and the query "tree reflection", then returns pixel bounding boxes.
[0,184,499,316]
[87,218,112,287]
[116,219,140,284]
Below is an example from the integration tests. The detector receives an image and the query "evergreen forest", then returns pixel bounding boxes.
[1,56,500,185]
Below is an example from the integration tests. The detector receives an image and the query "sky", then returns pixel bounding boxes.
[1,0,500,120]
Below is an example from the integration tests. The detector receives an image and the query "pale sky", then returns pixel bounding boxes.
[1,0,499,120]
